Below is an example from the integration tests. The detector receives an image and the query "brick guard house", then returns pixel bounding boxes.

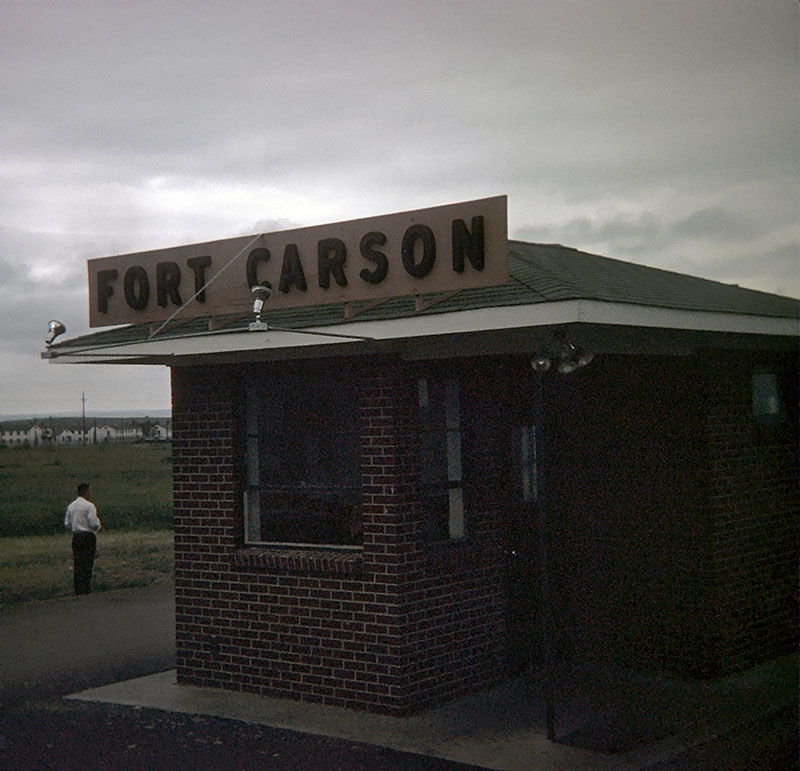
[45,198,799,715]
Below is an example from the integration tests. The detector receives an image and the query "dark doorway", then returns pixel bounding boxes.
[462,361,541,671]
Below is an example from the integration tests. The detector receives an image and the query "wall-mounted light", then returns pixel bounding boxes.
[556,343,594,374]
[531,354,551,372]
[45,320,66,346]
[249,282,272,331]
[531,336,594,374]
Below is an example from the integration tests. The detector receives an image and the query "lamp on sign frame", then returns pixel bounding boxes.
[249,282,272,331]
[45,320,66,346]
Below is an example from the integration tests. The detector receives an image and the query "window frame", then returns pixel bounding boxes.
[243,371,364,550]
[417,373,467,542]
[752,371,786,425]
[750,364,796,445]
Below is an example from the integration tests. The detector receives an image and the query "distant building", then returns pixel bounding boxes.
[55,428,83,445]
[0,417,171,447]
[0,422,47,446]
[87,424,116,443]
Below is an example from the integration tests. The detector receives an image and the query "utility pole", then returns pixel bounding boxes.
[531,333,595,743]
[81,392,86,446]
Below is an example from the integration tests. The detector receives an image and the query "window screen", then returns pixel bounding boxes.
[418,377,465,541]
[245,375,362,546]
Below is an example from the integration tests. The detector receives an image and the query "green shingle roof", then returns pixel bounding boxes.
[52,241,799,351]
[508,242,798,316]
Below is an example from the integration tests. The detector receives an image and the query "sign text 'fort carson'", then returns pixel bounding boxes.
[87,196,508,327]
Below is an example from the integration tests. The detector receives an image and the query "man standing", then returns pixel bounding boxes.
[64,483,102,595]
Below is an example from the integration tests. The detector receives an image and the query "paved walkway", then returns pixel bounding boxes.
[69,651,797,770]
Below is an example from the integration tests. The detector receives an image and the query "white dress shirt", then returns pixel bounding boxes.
[64,496,102,533]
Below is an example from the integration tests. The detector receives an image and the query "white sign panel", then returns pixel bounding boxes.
[88,195,508,327]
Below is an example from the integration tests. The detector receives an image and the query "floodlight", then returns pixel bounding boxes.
[532,336,594,376]
[45,320,66,346]
[249,282,272,331]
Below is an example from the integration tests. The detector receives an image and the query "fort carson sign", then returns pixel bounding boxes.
[87,196,508,328]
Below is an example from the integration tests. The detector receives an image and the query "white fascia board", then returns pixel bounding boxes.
[566,301,798,336]
[44,300,798,364]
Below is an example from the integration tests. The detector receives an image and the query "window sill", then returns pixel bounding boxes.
[233,546,364,576]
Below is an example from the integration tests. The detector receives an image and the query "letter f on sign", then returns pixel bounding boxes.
[97,269,119,314]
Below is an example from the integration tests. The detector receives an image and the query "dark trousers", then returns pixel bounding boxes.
[72,532,97,595]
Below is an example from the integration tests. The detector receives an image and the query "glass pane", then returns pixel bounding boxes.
[418,376,465,541]
[514,425,537,503]
[753,373,783,419]
[448,487,465,539]
[246,375,363,546]
[421,488,450,541]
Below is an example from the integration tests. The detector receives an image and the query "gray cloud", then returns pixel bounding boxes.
[678,242,800,299]
[672,208,755,241]
[0,228,92,355]
[515,206,762,253]
[514,199,799,298]
[245,218,300,236]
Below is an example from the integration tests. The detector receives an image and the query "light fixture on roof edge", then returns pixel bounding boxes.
[249,282,272,331]
[45,320,66,346]
[531,334,594,374]
[530,353,551,372]
[556,343,594,374]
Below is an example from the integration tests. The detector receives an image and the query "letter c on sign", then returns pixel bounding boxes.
[402,224,436,278]
[246,248,271,288]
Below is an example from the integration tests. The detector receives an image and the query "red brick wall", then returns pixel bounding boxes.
[702,354,799,675]
[171,358,506,715]
[171,348,795,708]
[546,356,709,673]
[545,353,798,677]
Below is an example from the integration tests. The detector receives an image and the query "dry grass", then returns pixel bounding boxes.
[0,443,172,536]
[0,530,174,606]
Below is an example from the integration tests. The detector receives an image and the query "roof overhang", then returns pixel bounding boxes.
[42,299,799,366]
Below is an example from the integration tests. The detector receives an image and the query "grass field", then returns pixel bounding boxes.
[0,530,174,606]
[0,443,173,537]
[0,443,174,605]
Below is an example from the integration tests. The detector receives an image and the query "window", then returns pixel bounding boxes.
[752,373,786,424]
[245,374,362,547]
[513,425,538,503]
[418,377,465,540]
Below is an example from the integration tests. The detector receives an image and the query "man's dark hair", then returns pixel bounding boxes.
[77,483,90,496]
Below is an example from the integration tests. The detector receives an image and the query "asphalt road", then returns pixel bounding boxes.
[0,581,176,708]
[649,703,798,771]
[0,582,484,770]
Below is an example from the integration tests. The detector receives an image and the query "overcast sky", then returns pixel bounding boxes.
[1,0,797,416]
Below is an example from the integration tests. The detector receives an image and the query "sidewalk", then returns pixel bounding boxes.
[68,654,798,771]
